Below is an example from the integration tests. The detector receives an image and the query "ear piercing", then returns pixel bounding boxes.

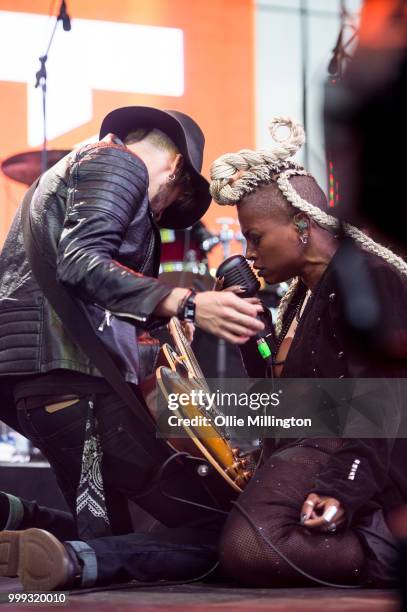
[295,219,308,232]
[295,219,309,245]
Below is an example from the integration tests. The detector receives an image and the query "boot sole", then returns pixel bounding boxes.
[0,530,20,577]
[0,529,72,591]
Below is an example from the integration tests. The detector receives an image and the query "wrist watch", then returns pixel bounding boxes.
[177,289,196,323]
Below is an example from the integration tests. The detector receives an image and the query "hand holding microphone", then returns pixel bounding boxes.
[215,255,275,360]
[215,254,261,297]
[156,254,265,344]
[194,291,264,345]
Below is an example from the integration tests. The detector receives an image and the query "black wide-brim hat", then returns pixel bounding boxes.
[99,106,211,229]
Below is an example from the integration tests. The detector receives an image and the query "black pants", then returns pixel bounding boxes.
[12,496,221,584]
[16,392,231,582]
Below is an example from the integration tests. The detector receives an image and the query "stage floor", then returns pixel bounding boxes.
[0,578,399,611]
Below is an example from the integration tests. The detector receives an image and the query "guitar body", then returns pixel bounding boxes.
[141,318,253,492]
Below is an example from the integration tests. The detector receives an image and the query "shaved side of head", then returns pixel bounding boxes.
[240,174,328,224]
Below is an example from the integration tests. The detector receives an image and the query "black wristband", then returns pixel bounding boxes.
[177,289,196,323]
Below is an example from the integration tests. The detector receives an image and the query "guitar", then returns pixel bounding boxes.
[142,317,253,492]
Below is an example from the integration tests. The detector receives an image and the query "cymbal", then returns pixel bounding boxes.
[1,149,70,185]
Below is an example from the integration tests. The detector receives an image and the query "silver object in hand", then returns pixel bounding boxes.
[323,506,338,523]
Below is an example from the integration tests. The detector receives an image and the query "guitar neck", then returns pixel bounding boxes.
[169,317,206,381]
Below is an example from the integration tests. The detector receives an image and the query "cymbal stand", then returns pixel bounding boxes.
[34,1,71,174]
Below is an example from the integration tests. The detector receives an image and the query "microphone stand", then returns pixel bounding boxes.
[34,1,71,174]
[215,218,243,379]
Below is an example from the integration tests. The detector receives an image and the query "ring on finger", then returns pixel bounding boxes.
[323,506,338,523]
[327,522,337,533]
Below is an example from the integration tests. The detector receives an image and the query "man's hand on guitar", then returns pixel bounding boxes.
[194,291,264,344]
[181,321,195,343]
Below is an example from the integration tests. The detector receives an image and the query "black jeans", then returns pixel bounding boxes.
[16,392,231,583]
[8,496,77,541]
[11,497,221,585]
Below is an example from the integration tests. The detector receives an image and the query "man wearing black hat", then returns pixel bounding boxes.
[0,107,264,590]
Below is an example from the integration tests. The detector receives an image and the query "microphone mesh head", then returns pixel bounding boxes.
[216,254,260,297]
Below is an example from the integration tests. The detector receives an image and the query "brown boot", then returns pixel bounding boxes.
[0,529,82,591]
[0,530,20,577]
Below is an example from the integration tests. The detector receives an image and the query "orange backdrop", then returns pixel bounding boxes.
[0,0,254,266]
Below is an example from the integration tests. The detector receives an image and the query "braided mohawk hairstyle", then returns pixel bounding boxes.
[209,117,407,335]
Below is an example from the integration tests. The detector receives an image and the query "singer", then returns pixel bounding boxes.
[0,106,264,590]
[209,117,407,587]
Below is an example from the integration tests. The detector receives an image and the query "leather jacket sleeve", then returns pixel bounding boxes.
[56,142,172,325]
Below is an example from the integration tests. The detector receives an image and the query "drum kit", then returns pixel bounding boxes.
[159,217,245,291]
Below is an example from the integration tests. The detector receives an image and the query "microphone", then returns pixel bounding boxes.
[58,0,71,31]
[216,254,260,298]
[216,255,274,362]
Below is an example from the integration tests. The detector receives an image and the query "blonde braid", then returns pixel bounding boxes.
[276,170,339,232]
[277,169,407,278]
[342,225,407,278]
[275,277,300,336]
[210,117,305,205]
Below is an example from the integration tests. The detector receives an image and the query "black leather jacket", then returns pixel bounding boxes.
[0,139,173,384]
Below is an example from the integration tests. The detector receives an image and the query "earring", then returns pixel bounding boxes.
[167,173,176,183]
[294,219,309,245]
[295,220,308,233]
